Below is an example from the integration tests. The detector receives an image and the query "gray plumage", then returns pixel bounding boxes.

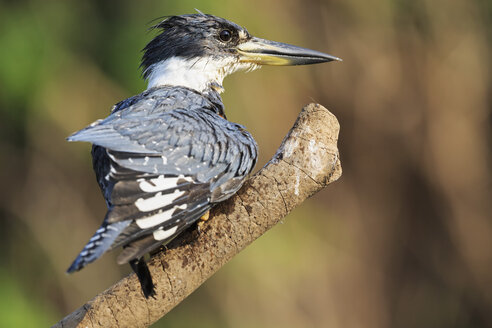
[141,15,248,78]
[66,12,338,298]
[67,86,257,273]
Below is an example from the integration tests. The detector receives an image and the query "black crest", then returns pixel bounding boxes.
[140,14,249,78]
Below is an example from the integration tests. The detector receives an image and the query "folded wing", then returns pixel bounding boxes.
[67,88,257,272]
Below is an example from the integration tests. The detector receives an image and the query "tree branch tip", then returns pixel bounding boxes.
[53,102,342,328]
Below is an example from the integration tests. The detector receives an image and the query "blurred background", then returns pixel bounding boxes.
[0,0,491,327]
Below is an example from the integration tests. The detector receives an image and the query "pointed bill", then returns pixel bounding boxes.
[237,37,341,66]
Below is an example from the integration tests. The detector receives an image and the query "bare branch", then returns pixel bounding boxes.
[53,103,342,328]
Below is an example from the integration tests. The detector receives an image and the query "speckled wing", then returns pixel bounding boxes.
[67,87,257,272]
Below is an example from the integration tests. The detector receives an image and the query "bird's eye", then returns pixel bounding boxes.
[219,29,232,42]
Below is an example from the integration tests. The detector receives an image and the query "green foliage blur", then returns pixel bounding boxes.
[1,0,491,327]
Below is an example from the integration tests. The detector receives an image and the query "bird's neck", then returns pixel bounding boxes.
[145,57,231,94]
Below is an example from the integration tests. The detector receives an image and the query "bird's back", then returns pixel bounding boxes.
[67,86,257,273]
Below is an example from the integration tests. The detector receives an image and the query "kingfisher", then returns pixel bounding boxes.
[66,13,340,298]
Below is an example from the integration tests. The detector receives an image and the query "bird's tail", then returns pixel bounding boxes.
[129,257,156,299]
[66,220,131,273]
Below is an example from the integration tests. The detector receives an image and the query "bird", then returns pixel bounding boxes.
[66,13,340,298]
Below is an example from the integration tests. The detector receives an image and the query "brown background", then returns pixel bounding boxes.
[0,0,490,327]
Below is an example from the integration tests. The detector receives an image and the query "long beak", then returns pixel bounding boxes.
[237,37,341,66]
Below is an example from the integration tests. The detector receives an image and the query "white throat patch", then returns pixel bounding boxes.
[145,56,259,93]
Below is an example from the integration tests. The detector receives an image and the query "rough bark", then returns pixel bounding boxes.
[53,103,342,328]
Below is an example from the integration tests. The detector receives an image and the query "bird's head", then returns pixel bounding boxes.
[142,14,341,93]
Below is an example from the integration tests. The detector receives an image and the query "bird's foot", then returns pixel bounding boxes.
[200,211,210,221]
[197,211,210,234]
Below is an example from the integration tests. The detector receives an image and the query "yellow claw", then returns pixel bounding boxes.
[200,211,210,222]
[196,211,210,234]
